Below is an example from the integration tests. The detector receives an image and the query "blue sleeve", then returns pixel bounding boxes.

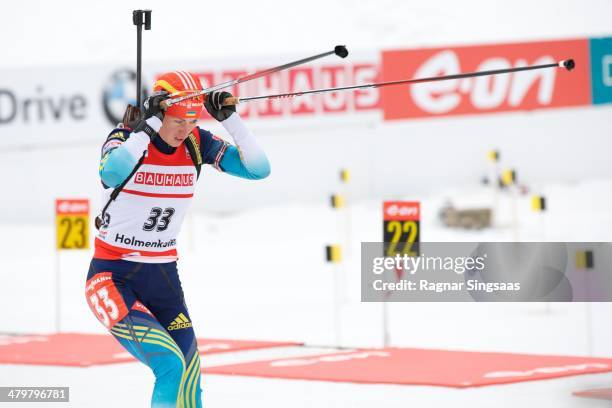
[219,145,271,180]
[99,129,139,188]
[198,128,230,170]
[198,128,270,180]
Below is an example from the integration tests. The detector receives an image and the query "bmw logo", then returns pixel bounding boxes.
[102,69,148,126]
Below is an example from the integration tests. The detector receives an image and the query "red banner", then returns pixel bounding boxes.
[381,39,591,120]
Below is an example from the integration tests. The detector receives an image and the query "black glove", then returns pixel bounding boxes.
[142,91,169,121]
[205,91,236,122]
[132,91,169,140]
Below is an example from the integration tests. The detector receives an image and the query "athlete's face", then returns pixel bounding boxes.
[159,115,198,147]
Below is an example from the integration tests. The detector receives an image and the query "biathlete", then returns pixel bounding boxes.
[85,71,270,408]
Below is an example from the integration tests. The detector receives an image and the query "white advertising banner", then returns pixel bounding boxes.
[0,51,381,149]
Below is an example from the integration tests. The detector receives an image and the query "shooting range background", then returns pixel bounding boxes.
[1,1,612,406]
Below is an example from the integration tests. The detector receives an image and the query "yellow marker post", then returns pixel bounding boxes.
[325,244,342,263]
[332,168,352,347]
[330,194,345,209]
[55,199,90,333]
[56,199,90,250]
[531,196,546,212]
[339,169,350,184]
[337,169,352,259]
[337,169,353,301]
[501,169,516,186]
[325,243,343,347]
[501,169,518,241]
[531,193,549,320]
[487,150,499,163]
[487,150,500,227]
[575,250,595,270]
[530,195,547,244]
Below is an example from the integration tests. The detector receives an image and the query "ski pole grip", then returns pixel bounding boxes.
[222,96,240,106]
[160,99,171,110]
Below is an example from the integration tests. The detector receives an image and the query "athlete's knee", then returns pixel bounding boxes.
[151,352,185,384]
[149,354,185,408]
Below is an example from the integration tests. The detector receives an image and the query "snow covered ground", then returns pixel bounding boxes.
[5,355,612,408]
[1,178,612,407]
[1,1,611,405]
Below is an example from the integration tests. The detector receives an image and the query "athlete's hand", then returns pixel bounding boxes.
[205,91,236,122]
[131,91,168,141]
[142,91,169,121]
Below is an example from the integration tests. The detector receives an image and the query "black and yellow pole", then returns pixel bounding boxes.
[531,195,547,240]
[326,169,351,348]
[330,194,345,209]
[340,168,351,184]
[501,168,516,187]
[531,196,546,212]
[337,169,352,258]
[325,243,342,347]
[575,250,595,270]
[501,168,519,241]
[325,244,342,263]
[487,149,500,226]
[487,149,500,163]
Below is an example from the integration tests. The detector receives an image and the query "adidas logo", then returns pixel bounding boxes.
[167,313,192,331]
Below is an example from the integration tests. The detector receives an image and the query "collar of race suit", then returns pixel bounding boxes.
[152,134,177,155]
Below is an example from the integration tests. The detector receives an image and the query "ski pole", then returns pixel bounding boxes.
[221,59,575,106]
[161,45,349,109]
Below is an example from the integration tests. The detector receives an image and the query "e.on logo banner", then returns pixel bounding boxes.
[380,39,591,120]
[55,199,89,215]
[383,201,420,221]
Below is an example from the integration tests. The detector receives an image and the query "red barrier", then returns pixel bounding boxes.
[0,334,301,367]
[206,347,612,387]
